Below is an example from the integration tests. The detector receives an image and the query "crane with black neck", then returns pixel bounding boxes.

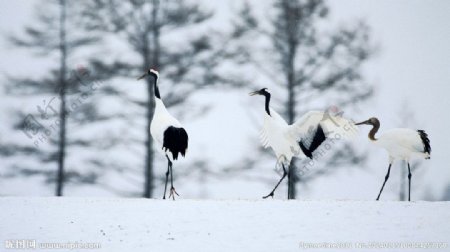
[138,69,188,200]
[249,88,358,199]
[355,117,431,201]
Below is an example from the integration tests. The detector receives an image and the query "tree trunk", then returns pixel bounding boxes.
[143,57,154,198]
[144,80,155,198]
[286,38,297,200]
[56,0,67,196]
[282,0,301,200]
[143,0,160,198]
[286,66,297,199]
[399,161,406,201]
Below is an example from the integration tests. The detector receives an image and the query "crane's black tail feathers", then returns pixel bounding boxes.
[163,126,188,160]
[417,130,431,159]
[299,125,326,160]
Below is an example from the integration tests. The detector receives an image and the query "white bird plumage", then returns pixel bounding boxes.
[259,109,358,161]
[138,68,188,200]
[355,117,431,201]
[374,128,430,160]
[250,88,358,199]
[150,98,184,159]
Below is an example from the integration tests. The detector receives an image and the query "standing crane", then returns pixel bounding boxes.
[249,88,358,199]
[355,117,431,201]
[138,69,188,200]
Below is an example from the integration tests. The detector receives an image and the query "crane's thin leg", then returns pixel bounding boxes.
[263,163,287,199]
[163,155,171,199]
[168,161,179,200]
[376,163,392,200]
[407,162,412,201]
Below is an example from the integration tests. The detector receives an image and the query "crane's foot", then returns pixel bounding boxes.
[169,187,179,200]
[262,191,274,199]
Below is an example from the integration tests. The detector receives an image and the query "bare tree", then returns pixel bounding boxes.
[2,0,98,196]
[227,0,374,198]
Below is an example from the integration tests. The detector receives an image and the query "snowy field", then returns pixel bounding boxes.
[1,198,449,252]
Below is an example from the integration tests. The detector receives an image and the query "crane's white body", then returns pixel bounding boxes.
[356,117,431,201]
[259,109,358,163]
[373,128,430,162]
[150,98,183,161]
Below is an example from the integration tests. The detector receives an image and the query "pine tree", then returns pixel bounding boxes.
[2,0,98,196]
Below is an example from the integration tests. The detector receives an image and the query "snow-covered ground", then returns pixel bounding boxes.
[1,198,449,252]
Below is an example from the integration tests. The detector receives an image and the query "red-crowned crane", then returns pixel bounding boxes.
[249,88,358,199]
[355,117,431,201]
[138,69,188,200]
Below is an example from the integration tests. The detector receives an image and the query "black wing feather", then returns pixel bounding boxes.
[163,126,188,160]
[299,125,326,159]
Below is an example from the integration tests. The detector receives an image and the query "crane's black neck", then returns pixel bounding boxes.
[369,121,380,141]
[263,92,271,116]
[150,72,160,99]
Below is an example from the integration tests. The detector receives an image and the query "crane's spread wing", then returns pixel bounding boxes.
[287,111,358,157]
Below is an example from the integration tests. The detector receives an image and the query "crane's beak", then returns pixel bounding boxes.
[355,120,369,125]
[137,72,148,80]
[249,91,259,96]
